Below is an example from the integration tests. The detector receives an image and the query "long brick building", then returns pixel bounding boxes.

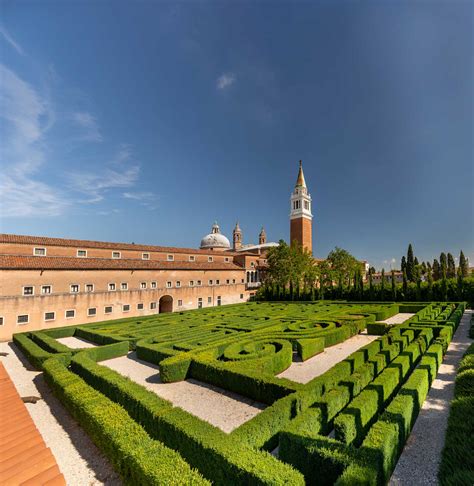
[0,163,314,340]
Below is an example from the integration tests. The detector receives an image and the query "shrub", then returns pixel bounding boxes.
[42,358,209,485]
[13,333,69,369]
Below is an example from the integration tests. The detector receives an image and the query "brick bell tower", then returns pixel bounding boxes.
[290,160,313,253]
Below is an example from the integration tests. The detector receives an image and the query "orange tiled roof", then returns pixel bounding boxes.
[0,254,243,271]
[0,362,66,485]
[0,234,238,256]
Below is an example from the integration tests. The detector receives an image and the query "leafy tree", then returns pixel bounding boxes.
[459,250,469,278]
[369,270,374,300]
[414,256,419,267]
[407,244,415,282]
[326,247,360,291]
[369,266,376,275]
[427,267,433,300]
[447,253,456,278]
[421,261,427,275]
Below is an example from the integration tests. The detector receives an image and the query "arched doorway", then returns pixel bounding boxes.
[159,295,173,313]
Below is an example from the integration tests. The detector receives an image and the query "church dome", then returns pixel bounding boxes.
[200,222,231,250]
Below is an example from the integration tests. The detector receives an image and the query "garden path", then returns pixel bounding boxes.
[389,310,472,486]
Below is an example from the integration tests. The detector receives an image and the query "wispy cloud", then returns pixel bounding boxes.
[0,64,68,217]
[0,62,157,218]
[68,147,140,203]
[123,191,157,210]
[216,72,236,90]
[72,111,102,142]
[0,25,24,56]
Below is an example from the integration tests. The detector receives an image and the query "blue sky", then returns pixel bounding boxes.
[1,1,472,270]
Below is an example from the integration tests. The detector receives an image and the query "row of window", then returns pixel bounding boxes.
[4,294,245,326]
[33,247,230,263]
[22,279,244,296]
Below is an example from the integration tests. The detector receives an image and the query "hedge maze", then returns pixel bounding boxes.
[13,301,466,485]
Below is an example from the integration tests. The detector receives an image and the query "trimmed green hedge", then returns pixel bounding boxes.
[438,341,474,486]
[13,333,70,369]
[42,357,209,485]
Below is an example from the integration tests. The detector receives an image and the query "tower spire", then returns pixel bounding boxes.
[295,160,307,188]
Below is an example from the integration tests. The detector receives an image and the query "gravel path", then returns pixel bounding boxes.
[381,313,415,325]
[56,336,97,348]
[102,352,266,433]
[389,310,473,486]
[0,342,121,486]
[277,333,379,384]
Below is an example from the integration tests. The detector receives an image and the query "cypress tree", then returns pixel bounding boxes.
[407,244,415,282]
[459,250,469,278]
[433,259,440,280]
[414,256,419,267]
[440,253,447,277]
[359,272,364,300]
[401,256,407,274]
[447,253,456,278]
[441,268,448,301]
[391,270,397,301]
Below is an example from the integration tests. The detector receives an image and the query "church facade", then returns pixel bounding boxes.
[0,163,313,340]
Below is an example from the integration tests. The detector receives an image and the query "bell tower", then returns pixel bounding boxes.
[233,221,242,250]
[290,161,313,253]
[258,227,267,245]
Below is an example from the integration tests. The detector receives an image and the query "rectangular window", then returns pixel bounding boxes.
[198,298,203,309]
[44,312,55,321]
[176,281,181,288]
[178,299,183,306]
[167,254,174,261]
[121,282,128,290]
[226,279,230,284]
[17,315,29,324]
[150,302,157,310]
[208,256,213,262]
[250,261,255,267]
[88,307,97,316]
[232,279,236,284]
[216,279,220,285]
[197,280,202,286]
[142,253,150,260]
[41,285,51,294]
[189,280,194,287]
[104,306,113,314]
[108,283,116,291]
[240,294,244,299]
[112,251,121,259]
[86,284,94,292]
[65,310,75,319]
[70,284,79,293]
[34,247,46,256]
[123,304,130,312]
[189,255,195,262]
[217,296,221,306]
[23,286,34,296]
[151,281,157,289]
[166,281,172,288]
[225,257,229,263]
[241,279,244,283]
[77,249,87,257]
[0,317,3,326]
[209,279,213,285]
[137,303,144,310]
[208,296,212,304]
[140,282,147,289]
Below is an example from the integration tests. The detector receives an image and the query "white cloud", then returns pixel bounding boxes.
[72,111,102,142]
[0,64,69,217]
[123,191,157,210]
[216,72,236,90]
[0,25,24,56]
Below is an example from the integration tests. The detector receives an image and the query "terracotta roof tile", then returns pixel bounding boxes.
[0,254,243,271]
[0,233,238,256]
